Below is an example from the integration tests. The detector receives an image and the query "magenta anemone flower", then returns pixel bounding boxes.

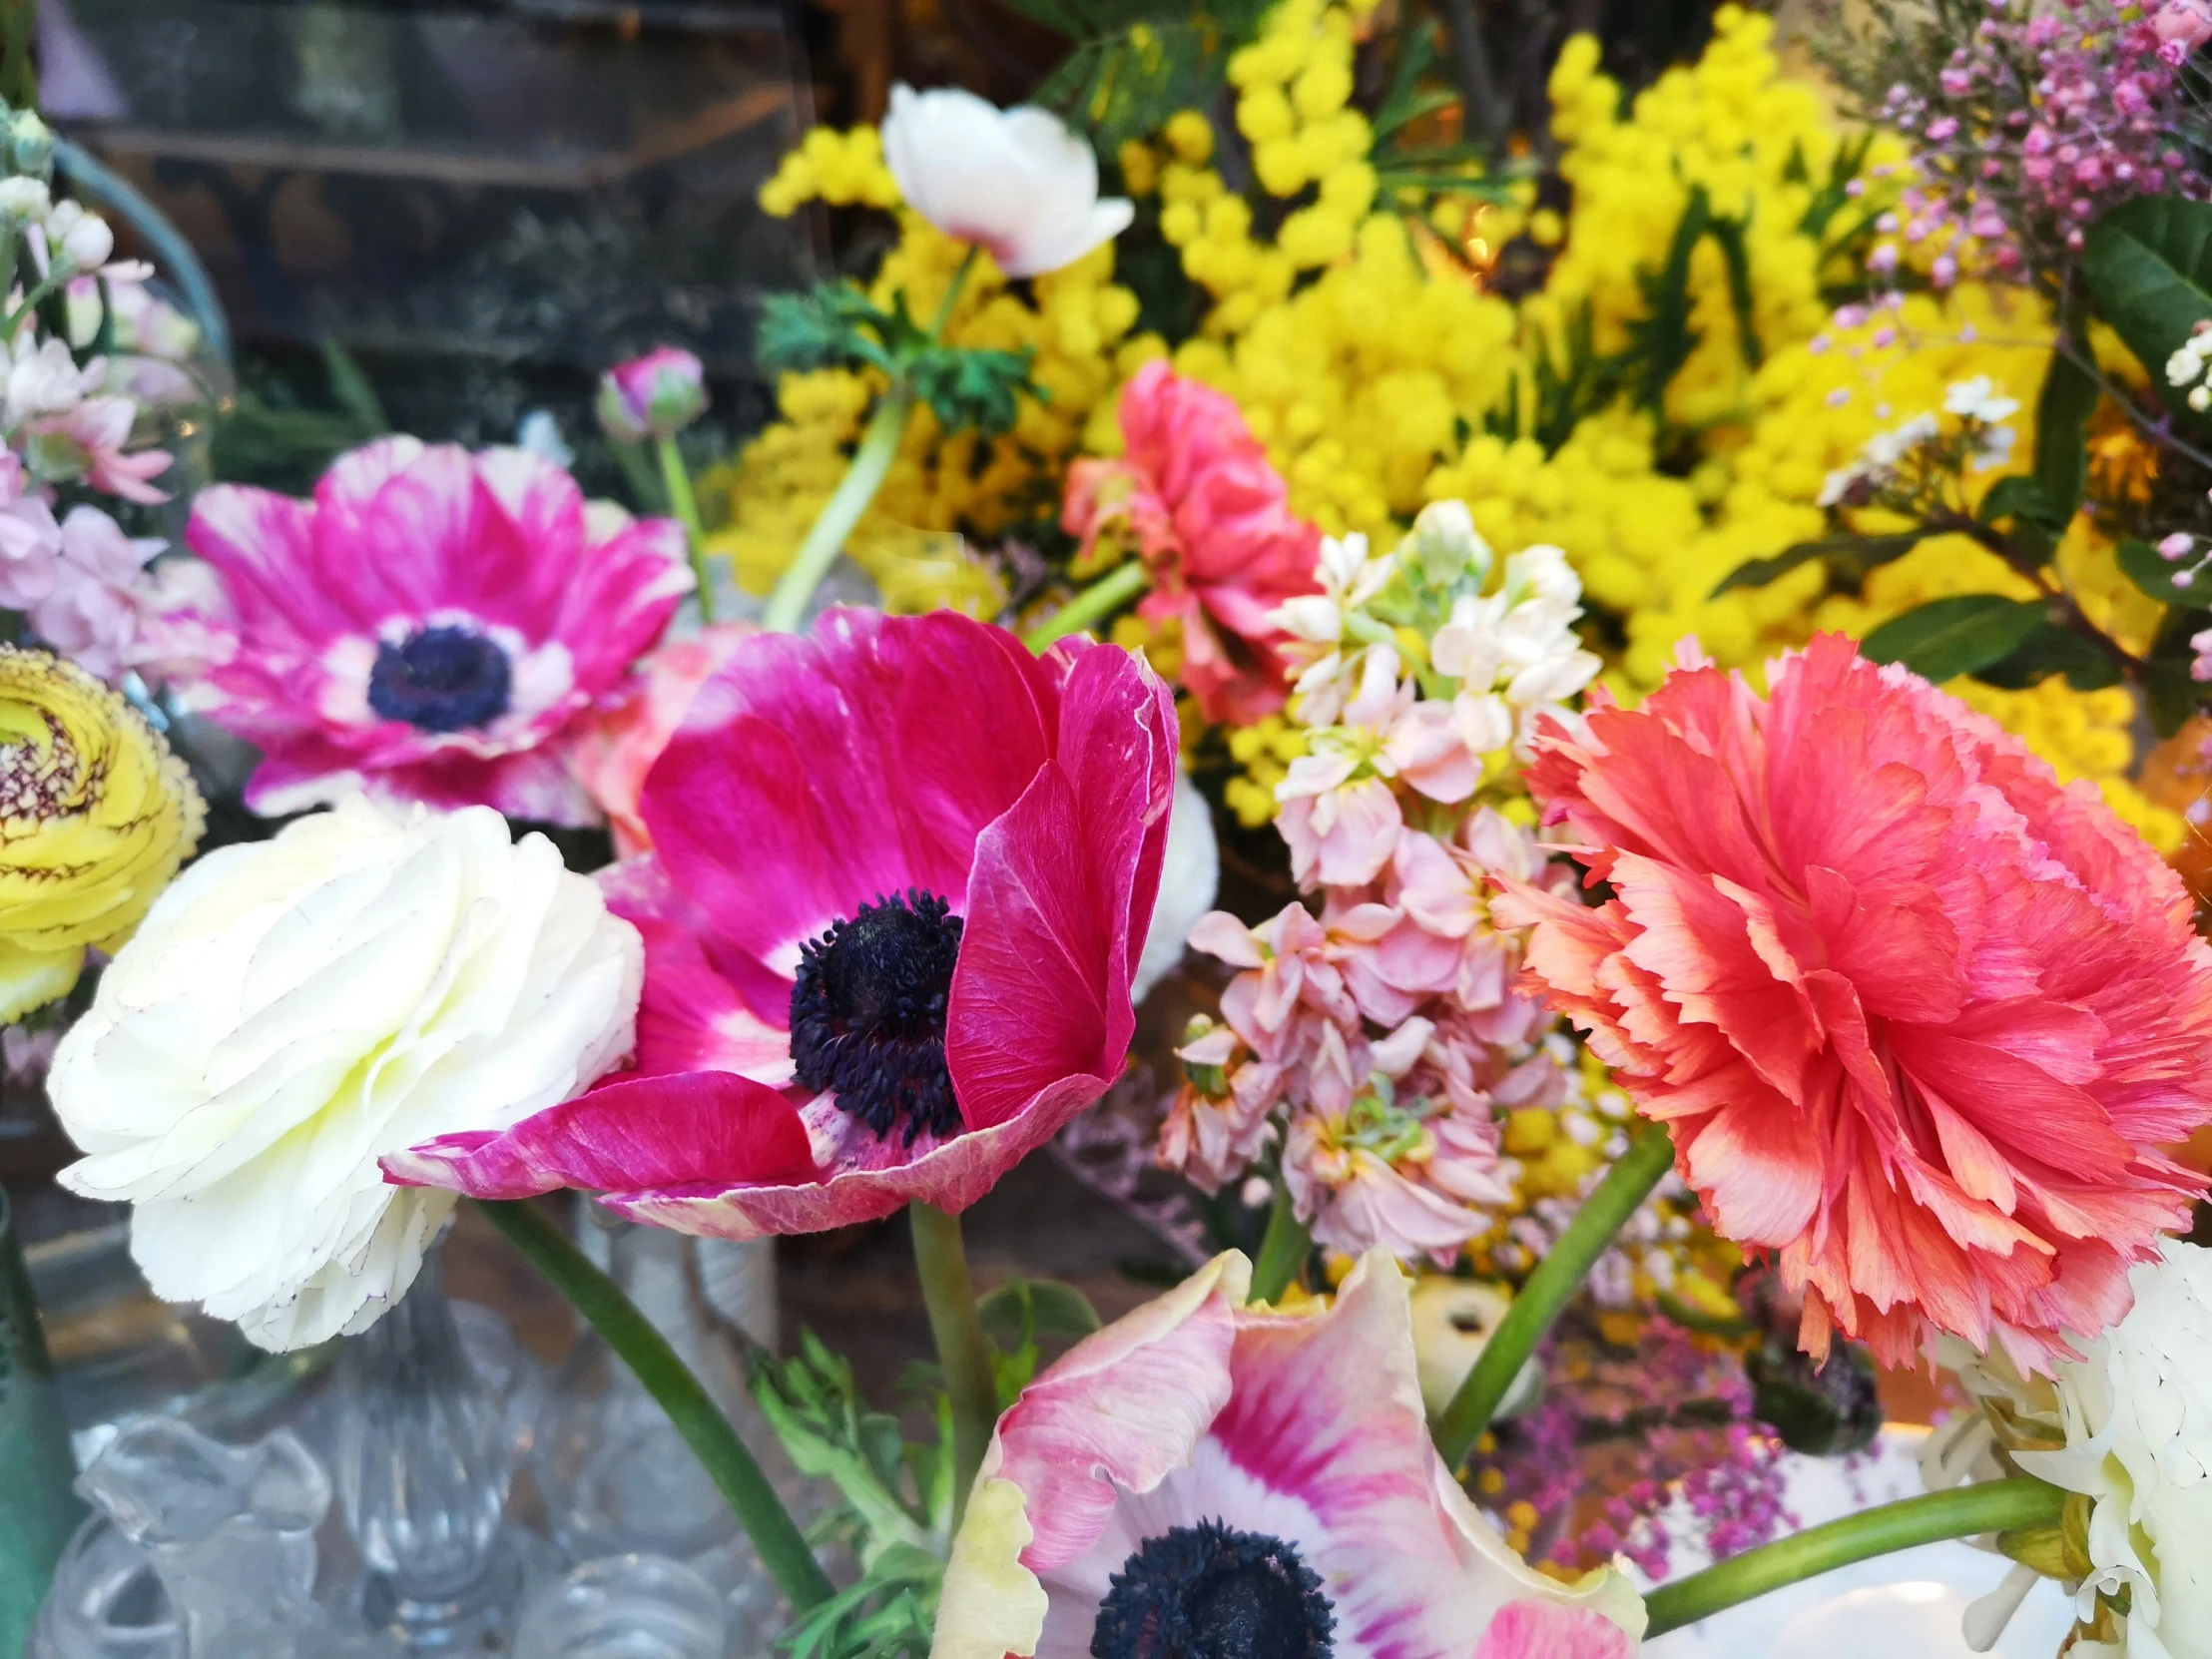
[931,1250,1643,1659]
[170,437,692,824]
[382,608,1177,1235]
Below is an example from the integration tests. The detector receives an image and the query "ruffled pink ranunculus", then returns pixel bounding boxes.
[383,608,1176,1236]
[1494,634,2212,1374]
[930,1250,1642,1659]
[565,622,754,857]
[1064,361,1320,725]
[169,437,692,824]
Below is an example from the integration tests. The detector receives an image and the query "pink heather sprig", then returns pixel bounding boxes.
[1871,0,2209,288]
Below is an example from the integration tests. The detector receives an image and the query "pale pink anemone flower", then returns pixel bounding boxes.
[565,622,754,857]
[1494,634,2212,1374]
[168,437,692,824]
[1064,361,1321,726]
[931,1249,1643,1659]
[384,609,1177,1236]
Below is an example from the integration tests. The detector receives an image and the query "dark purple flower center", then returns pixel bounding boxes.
[367,624,513,734]
[1091,1520,1334,1659]
[789,889,963,1145]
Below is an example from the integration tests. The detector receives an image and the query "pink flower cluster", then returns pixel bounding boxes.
[1161,808,1571,1264]
[1877,0,2209,284]
[0,452,166,683]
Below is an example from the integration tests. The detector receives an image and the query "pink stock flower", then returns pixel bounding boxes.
[169,437,692,824]
[1063,362,1320,725]
[929,1250,1643,1659]
[24,394,171,504]
[29,505,165,683]
[1494,634,2212,1374]
[2155,0,2212,60]
[564,622,754,856]
[383,609,1176,1236]
[0,451,62,609]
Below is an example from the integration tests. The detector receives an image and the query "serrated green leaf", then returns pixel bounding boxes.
[2118,536,2212,606]
[909,344,1038,436]
[1970,622,2123,691]
[2079,196,2212,429]
[1711,532,1923,597]
[1860,595,2046,683]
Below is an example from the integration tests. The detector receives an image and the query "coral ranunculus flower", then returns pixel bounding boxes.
[930,1250,1643,1659]
[1064,361,1321,726]
[170,437,693,825]
[384,609,1176,1237]
[564,622,754,857]
[1493,634,2212,1374]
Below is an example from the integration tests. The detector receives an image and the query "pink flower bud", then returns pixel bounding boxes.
[596,346,708,443]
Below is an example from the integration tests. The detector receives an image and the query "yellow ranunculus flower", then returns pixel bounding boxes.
[0,648,204,1020]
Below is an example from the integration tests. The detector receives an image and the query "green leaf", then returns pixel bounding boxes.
[1978,475,2059,531]
[908,344,1040,437]
[1711,532,1923,597]
[977,1277,1103,1344]
[2118,536,2212,606]
[758,282,896,376]
[2146,609,2212,738]
[1971,622,2124,692]
[1860,595,2046,683]
[2030,338,2099,527]
[2079,196,2212,428]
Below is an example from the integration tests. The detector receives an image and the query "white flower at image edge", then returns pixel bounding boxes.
[880,84,1134,277]
[2011,1237,2212,1659]
[51,798,643,1353]
[1131,769,1220,1006]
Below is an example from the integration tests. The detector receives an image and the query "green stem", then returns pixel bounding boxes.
[476,1199,832,1611]
[910,1201,999,1528]
[1020,561,1151,653]
[1642,1478,2066,1638]
[1248,1174,1311,1306]
[656,435,715,623]
[760,249,979,635]
[1431,1124,1675,1468]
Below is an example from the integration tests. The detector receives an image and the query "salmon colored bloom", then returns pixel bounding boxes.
[565,623,754,856]
[930,1250,1642,1659]
[384,609,1176,1237]
[1063,362,1320,726]
[1494,634,2212,1374]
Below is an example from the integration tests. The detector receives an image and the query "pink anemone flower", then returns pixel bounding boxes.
[930,1249,1643,1659]
[1493,634,2212,1375]
[383,608,1176,1236]
[1064,362,1320,727]
[168,437,692,824]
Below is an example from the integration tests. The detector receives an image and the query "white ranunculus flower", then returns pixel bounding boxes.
[1954,1238,2212,1659]
[52,798,642,1353]
[879,84,1134,277]
[1131,769,1220,1006]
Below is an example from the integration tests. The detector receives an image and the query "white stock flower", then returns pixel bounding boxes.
[44,200,114,274]
[3,333,91,426]
[880,84,1133,277]
[1943,375,2021,424]
[0,176,48,224]
[52,799,642,1352]
[1955,1239,2212,1659]
[1131,769,1221,1005]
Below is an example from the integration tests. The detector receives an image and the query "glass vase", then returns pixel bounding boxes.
[333,1240,527,1652]
[0,1186,86,1658]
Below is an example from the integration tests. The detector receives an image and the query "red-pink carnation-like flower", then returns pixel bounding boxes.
[169,437,692,824]
[383,609,1176,1236]
[1494,634,2212,1374]
[1063,361,1320,726]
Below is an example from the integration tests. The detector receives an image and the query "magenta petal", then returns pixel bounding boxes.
[641,608,1060,971]
[186,483,350,640]
[381,1070,820,1198]
[1471,1600,1637,1659]
[947,643,1175,1134]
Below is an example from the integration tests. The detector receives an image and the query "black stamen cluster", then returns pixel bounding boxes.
[366,624,513,734]
[789,888,964,1145]
[1091,1520,1335,1659]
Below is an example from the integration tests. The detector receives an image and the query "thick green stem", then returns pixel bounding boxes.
[1021,561,1151,653]
[760,383,913,633]
[476,1199,831,1611]
[1432,1124,1675,1468]
[1248,1175,1312,1306]
[1643,1478,2066,1638]
[910,1201,999,1528]
[656,435,715,623]
[761,249,978,634]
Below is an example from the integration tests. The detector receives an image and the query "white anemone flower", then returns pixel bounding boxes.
[52,798,642,1352]
[1131,769,1221,1005]
[880,84,1134,277]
